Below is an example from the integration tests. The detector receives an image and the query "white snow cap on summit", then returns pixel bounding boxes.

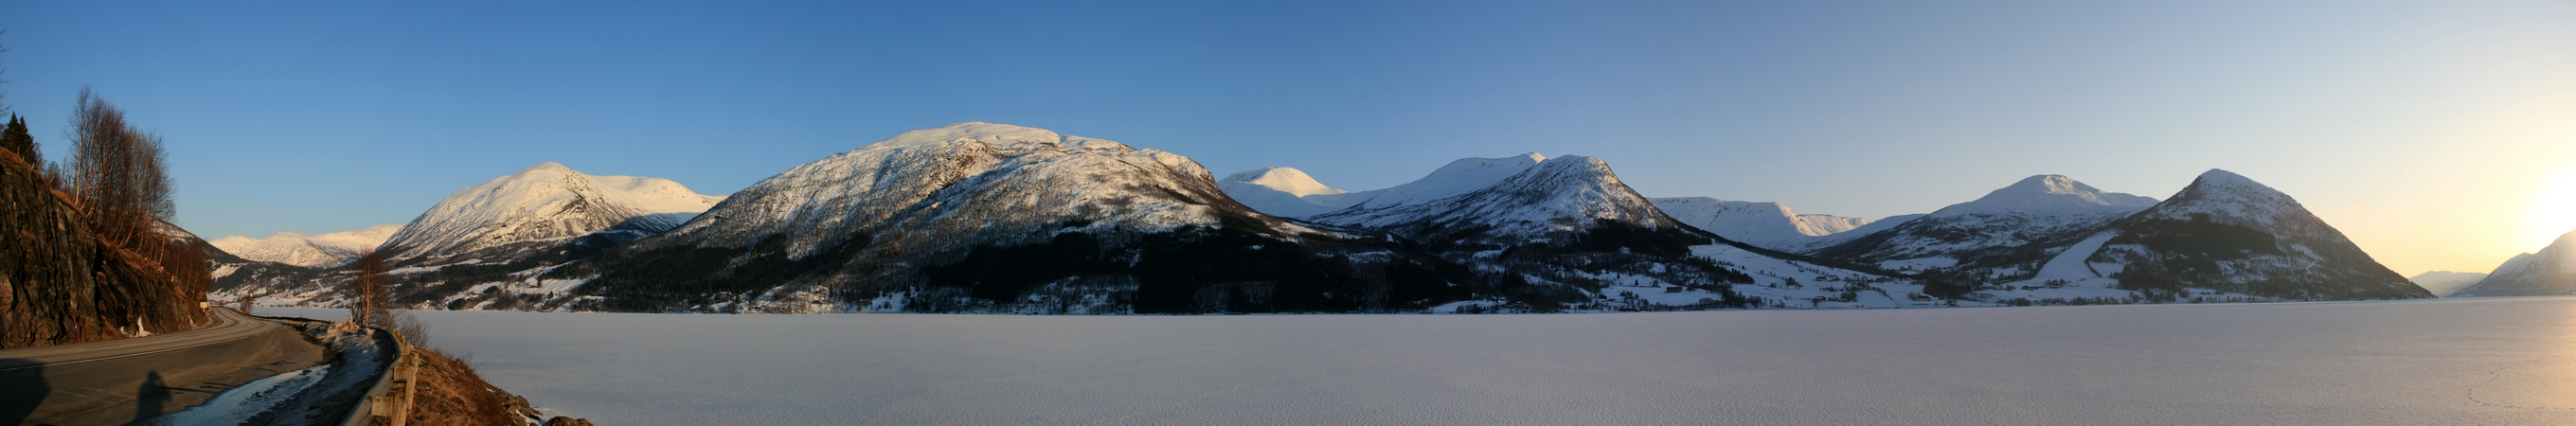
[866,121,1135,152]
[1931,174,2157,217]
[2134,169,2306,227]
[377,162,724,262]
[1222,167,1346,197]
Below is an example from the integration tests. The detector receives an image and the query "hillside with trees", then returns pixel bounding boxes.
[0,89,211,348]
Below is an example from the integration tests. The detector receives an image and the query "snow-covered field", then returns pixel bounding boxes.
[270,296,2576,425]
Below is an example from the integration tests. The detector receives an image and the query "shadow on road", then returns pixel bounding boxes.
[134,370,169,423]
[0,358,47,424]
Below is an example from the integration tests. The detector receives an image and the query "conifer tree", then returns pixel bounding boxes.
[0,115,33,164]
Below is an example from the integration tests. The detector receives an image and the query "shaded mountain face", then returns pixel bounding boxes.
[376,162,723,267]
[1650,197,1873,252]
[2074,169,2430,300]
[571,122,1497,313]
[2455,230,2576,297]
[209,224,402,268]
[1811,174,2156,273]
[2409,271,2490,296]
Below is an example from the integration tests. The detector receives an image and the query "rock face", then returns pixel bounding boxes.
[0,150,206,348]
[1650,197,1873,252]
[1811,174,2157,273]
[2072,169,2431,300]
[2455,230,2576,297]
[575,122,1485,313]
[375,162,723,266]
[210,224,403,268]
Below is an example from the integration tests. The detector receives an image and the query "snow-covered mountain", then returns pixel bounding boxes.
[639,122,1292,257]
[2034,169,2429,300]
[375,162,724,266]
[575,122,1511,313]
[208,224,403,268]
[1650,197,1873,252]
[1217,167,1359,218]
[1309,155,1690,247]
[2408,271,2490,296]
[1811,174,2157,273]
[2454,230,2576,297]
[1220,154,1550,219]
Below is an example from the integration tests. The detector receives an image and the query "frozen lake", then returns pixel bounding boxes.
[271,297,2576,425]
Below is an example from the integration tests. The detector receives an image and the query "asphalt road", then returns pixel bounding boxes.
[0,309,330,425]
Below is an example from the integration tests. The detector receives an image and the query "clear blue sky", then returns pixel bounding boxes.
[3,0,2571,275]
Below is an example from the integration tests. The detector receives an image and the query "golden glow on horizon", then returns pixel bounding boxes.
[2526,164,2576,250]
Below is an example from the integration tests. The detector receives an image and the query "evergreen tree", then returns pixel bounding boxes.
[0,115,33,164]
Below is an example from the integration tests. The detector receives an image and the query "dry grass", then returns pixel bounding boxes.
[402,346,522,426]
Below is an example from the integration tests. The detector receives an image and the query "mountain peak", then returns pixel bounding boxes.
[1314,153,1683,247]
[378,163,721,263]
[1932,174,2156,217]
[1342,153,1550,210]
[862,121,1134,153]
[2191,169,2262,188]
[208,223,406,267]
[2006,175,2091,195]
[2138,169,2305,227]
[1222,167,1346,197]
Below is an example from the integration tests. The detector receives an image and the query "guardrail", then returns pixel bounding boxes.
[341,324,420,426]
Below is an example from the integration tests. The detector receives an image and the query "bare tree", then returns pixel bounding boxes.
[347,250,430,343]
[350,250,391,328]
[65,88,174,260]
[159,239,213,325]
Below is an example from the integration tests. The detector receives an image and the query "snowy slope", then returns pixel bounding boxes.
[376,162,724,265]
[1309,155,1685,246]
[1225,167,1345,197]
[2408,271,2490,297]
[589,122,1512,313]
[1650,197,1871,252]
[1220,154,1548,219]
[209,224,403,268]
[1217,167,1355,218]
[1343,153,1546,209]
[1798,214,1869,235]
[1811,174,2156,273]
[2454,229,2576,297]
[2079,169,2429,300]
[645,122,1297,257]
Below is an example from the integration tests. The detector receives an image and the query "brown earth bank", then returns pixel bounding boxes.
[406,345,593,426]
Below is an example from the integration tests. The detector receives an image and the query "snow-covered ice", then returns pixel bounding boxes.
[270,297,2576,425]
